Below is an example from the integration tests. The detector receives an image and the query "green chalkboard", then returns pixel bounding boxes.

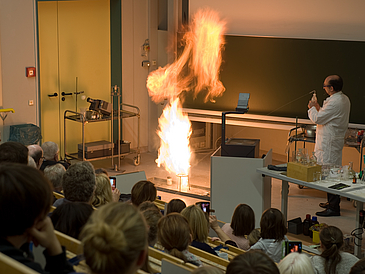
[182,35,365,124]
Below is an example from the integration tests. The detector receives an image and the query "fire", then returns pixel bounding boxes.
[156,98,192,176]
[146,9,226,190]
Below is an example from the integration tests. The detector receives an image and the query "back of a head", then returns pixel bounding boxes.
[181,205,208,242]
[157,213,191,262]
[62,161,96,203]
[139,201,159,212]
[231,203,255,237]
[140,207,162,246]
[248,228,261,247]
[81,202,147,274]
[44,163,66,190]
[192,266,223,274]
[28,156,37,168]
[328,75,343,92]
[260,208,287,241]
[0,141,28,164]
[51,202,93,239]
[41,141,59,160]
[278,252,315,274]
[92,173,113,207]
[319,225,343,274]
[0,163,52,237]
[166,199,187,215]
[27,145,43,168]
[95,168,109,177]
[350,257,365,274]
[226,250,279,274]
[131,180,157,207]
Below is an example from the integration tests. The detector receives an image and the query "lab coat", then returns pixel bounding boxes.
[308,91,350,165]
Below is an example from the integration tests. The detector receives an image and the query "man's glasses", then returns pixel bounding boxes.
[323,85,332,88]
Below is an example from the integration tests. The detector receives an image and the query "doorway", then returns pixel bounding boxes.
[38,0,111,157]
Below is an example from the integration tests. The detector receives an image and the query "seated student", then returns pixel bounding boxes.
[92,173,120,208]
[278,252,315,274]
[250,208,288,263]
[311,226,358,274]
[28,144,44,170]
[44,164,66,194]
[0,141,28,164]
[181,205,218,256]
[139,202,162,247]
[131,180,157,207]
[192,266,223,274]
[226,250,279,274]
[53,161,96,207]
[248,228,261,247]
[40,141,69,171]
[0,163,74,273]
[166,198,187,215]
[50,202,93,240]
[350,257,365,274]
[158,213,203,267]
[80,203,148,274]
[221,204,255,250]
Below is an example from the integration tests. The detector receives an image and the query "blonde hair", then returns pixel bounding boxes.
[181,205,208,243]
[278,252,315,274]
[92,174,113,207]
[158,213,191,263]
[248,228,261,246]
[81,203,147,274]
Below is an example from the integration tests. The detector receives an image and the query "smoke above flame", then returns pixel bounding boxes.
[146,9,226,176]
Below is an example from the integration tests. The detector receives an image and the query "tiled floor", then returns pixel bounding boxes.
[91,149,362,245]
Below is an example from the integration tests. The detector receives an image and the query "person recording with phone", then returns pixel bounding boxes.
[307,75,350,217]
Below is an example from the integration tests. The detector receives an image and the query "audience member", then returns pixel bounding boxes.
[44,163,66,193]
[181,205,218,256]
[139,201,160,212]
[51,202,93,240]
[350,257,365,274]
[278,252,315,274]
[0,163,74,273]
[311,225,358,274]
[192,266,223,274]
[226,250,279,274]
[41,141,69,171]
[139,202,162,247]
[248,228,261,247]
[250,208,288,263]
[81,202,148,274]
[53,161,96,207]
[28,156,37,168]
[0,141,28,164]
[221,203,255,250]
[209,215,238,248]
[131,180,157,207]
[28,144,44,169]
[95,167,109,177]
[92,173,120,207]
[158,213,203,267]
[166,198,186,215]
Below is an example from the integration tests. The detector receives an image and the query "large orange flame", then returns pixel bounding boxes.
[146,9,226,182]
[156,98,192,175]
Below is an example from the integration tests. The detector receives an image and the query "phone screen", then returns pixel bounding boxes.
[109,177,116,191]
[200,202,210,213]
[287,241,302,254]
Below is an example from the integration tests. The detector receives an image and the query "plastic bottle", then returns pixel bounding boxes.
[310,216,319,238]
[303,214,312,236]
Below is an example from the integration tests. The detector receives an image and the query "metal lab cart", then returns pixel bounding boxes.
[64,87,141,167]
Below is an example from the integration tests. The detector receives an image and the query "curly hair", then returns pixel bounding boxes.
[62,161,95,203]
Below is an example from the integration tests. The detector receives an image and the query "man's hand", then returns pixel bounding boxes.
[308,100,320,111]
[28,217,62,256]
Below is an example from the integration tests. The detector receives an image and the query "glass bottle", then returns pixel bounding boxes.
[309,152,317,166]
[348,162,355,179]
[303,214,311,236]
[296,148,303,163]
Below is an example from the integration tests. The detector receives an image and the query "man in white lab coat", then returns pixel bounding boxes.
[308,75,351,217]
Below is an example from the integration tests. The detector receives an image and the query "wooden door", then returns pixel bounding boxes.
[38,0,111,158]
